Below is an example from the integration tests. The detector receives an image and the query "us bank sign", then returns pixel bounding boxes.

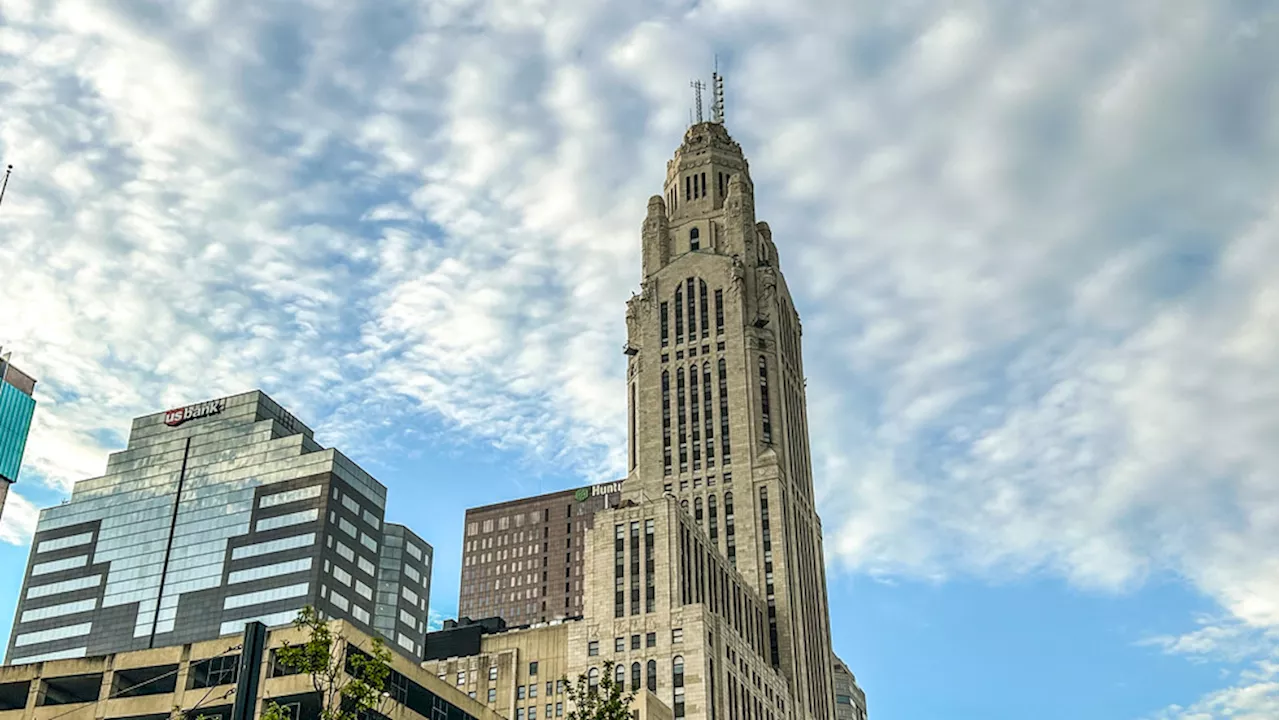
[164,398,226,427]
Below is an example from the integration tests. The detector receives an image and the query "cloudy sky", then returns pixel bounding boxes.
[0,0,1276,717]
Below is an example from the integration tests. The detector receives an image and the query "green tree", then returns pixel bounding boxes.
[258,605,393,720]
[564,661,636,720]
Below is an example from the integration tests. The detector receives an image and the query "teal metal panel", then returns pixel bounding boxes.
[0,381,35,482]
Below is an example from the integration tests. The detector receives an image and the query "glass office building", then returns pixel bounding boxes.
[0,353,37,521]
[6,390,433,665]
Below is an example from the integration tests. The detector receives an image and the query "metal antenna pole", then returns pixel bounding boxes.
[0,165,12,210]
[690,80,705,124]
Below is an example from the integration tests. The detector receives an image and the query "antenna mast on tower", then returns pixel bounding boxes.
[712,57,725,124]
[0,165,12,210]
[690,79,705,124]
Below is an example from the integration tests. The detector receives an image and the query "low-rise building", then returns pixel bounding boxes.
[831,655,866,720]
[0,619,499,720]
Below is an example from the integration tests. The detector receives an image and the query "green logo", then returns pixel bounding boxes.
[574,488,590,502]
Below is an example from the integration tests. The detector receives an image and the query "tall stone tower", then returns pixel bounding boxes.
[621,111,836,720]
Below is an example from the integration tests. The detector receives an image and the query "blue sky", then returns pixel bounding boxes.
[0,0,1276,717]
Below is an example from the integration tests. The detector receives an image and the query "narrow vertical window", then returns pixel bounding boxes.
[686,278,697,342]
[715,289,724,335]
[760,487,779,667]
[661,302,669,347]
[629,521,641,616]
[630,382,637,471]
[589,668,600,691]
[677,368,688,473]
[631,662,641,692]
[700,281,709,338]
[701,172,707,198]
[647,660,657,692]
[614,524,625,618]
[685,176,691,201]
[725,492,736,567]
[662,371,672,475]
[675,287,684,344]
[694,497,703,527]
[645,519,655,613]
[703,363,715,466]
[690,367,701,471]
[673,658,686,719]
[759,357,772,445]
[719,359,731,464]
[708,495,718,544]
[690,227,700,251]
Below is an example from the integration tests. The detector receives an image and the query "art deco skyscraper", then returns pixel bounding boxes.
[434,81,839,720]
[621,116,836,720]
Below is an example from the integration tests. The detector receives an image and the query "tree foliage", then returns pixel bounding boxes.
[564,661,636,720]
[258,605,393,720]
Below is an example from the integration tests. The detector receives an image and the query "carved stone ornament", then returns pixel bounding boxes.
[730,255,746,293]
[625,293,641,340]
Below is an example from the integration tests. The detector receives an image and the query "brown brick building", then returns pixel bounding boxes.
[458,481,622,626]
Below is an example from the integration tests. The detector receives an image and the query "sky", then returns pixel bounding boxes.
[0,0,1276,717]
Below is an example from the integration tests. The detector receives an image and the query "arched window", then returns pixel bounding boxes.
[615,663,626,686]
[631,662,641,691]
[673,657,686,718]
[694,497,703,526]
[677,368,688,472]
[647,660,657,692]
[690,368,701,471]
[675,287,685,344]
[686,278,697,341]
[588,667,600,691]
[690,227,700,251]
[708,494,719,543]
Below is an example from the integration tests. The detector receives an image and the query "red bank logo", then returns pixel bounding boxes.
[164,399,226,427]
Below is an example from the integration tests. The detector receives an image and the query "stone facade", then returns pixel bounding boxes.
[625,120,836,720]
[435,116,836,720]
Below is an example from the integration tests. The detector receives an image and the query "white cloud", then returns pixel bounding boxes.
[0,0,1274,713]
[0,492,39,546]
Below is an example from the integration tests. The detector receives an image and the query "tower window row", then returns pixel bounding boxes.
[662,278,723,348]
[676,514,767,661]
[663,361,732,476]
[683,491,737,569]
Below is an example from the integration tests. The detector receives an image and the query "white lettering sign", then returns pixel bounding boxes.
[164,399,226,427]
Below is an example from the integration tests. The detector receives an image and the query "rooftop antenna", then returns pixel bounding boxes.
[712,57,725,124]
[690,79,705,124]
[0,165,11,210]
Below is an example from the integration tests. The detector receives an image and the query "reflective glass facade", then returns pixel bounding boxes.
[6,390,433,665]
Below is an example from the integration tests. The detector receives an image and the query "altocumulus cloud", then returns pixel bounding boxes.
[0,0,1274,713]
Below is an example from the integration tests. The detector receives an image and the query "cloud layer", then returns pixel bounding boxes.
[0,0,1274,713]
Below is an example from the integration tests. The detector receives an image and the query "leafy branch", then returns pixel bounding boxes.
[564,660,636,720]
